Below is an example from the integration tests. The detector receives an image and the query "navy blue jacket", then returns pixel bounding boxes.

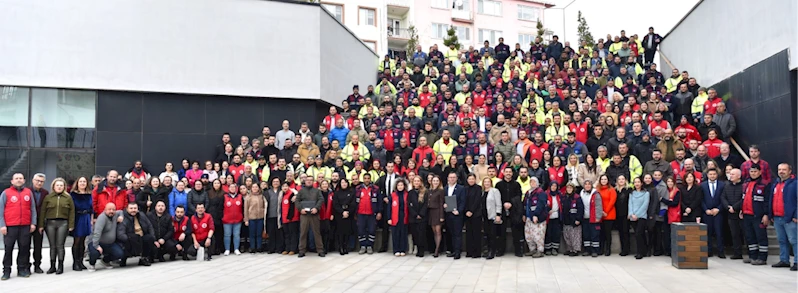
[524,188,548,220]
[562,193,584,226]
[771,175,797,220]
[445,184,467,217]
[701,180,725,212]
[742,177,770,219]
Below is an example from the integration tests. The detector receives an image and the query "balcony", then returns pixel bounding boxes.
[387,0,410,16]
[451,9,474,23]
[387,27,411,50]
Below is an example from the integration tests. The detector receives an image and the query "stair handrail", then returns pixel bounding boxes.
[658,49,750,162]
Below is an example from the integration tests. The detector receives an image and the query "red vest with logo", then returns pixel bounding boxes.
[3,187,34,226]
[772,181,786,217]
[568,122,589,143]
[390,191,409,226]
[191,214,214,242]
[173,216,190,241]
[320,190,334,221]
[222,194,244,224]
[281,190,299,223]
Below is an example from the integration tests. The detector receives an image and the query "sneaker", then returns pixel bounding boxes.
[751,259,765,266]
[223,250,230,256]
[17,270,30,278]
[288,251,296,255]
[524,251,535,256]
[234,250,242,255]
[743,258,751,264]
[87,265,96,272]
[367,247,374,255]
[772,261,791,268]
[394,252,401,256]
[399,252,406,256]
[359,247,367,255]
[532,252,543,258]
[99,261,114,269]
[552,250,558,256]
[281,251,288,255]
[1,272,9,280]
[591,253,598,257]
[791,264,797,271]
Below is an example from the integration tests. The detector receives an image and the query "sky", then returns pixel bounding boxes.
[542,0,700,45]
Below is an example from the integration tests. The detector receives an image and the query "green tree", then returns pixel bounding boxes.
[406,26,419,52]
[536,20,545,40]
[443,26,460,50]
[576,10,595,47]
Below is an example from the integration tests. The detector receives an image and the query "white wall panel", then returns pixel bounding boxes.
[660,0,797,86]
[320,10,378,106]
[0,0,372,105]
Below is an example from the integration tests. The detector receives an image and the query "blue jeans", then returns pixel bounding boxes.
[248,219,264,250]
[223,223,242,251]
[774,216,798,264]
[357,214,376,247]
[88,243,124,265]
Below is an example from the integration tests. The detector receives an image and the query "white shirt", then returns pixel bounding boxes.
[480,144,489,157]
[447,184,456,197]
[581,190,593,219]
[709,181,716,197]
[550,196,560,219]
[385,174,395,194]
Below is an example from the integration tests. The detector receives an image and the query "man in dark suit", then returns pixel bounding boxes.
[701,168,726,258]
[375,162,400,252]
[444,173,466,259]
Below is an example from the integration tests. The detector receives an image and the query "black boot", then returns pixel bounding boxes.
[56,261,64,275]
[486,250,495,260]
[46,261,57,274]
[34,266,44,274]
[72,256,81,271]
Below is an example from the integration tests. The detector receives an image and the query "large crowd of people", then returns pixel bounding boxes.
[2,27,797,281]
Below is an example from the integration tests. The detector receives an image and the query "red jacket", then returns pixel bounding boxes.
[228,163,245,183]
[222,193,244,224]
[92,181,127,216]
[702,138,723,158]
[320,189,334,221]
[172,215,191,241]
[568,121,589,143]
[2,187,35,226]
[323,114,343,131]
[418,92,433,108]
[411,146,436,165]
[675,123,702,143]
[389,191,409,226]
[191,213,214,242]
[281,190,300,223]
[703,97,722,115]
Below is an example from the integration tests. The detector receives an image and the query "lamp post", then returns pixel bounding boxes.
[545,0,577,42]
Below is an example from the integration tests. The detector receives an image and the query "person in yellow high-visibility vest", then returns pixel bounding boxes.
[432,130,458,165]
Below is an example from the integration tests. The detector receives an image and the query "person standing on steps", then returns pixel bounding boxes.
[1,173,37,280]
[38,178,75,275]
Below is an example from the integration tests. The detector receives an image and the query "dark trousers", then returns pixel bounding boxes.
[644,50,655,65]
[3,226,32,273]
[357,214,376,247]
[496,218,510,254]
[44,219,69,262]
[600,220,614,255]
[545,218,562,252]
[282,221,299,252]
[299,214,324,253]
[743,215,769,261]
[465,217,482,256]
[662,222,672,254]
[446,214,464,254]
[633,219,647,256]
[154,239,178,258]
[727,216,745,256]
[248,219,264,250]
[122,234,156,259]
[30,228,43,267]
[72,236,87,264]
[320,220,331,253]
[483,219,498,254]
[616,217,630,254]
[212,218,224,255]
[410,223,426,254]
[266,218,283,253]
[511,222,525,255]
[88,242,124,265]
[185,238,213,257]
[703,214,724,255]
[582,222,601,254]
[391,224,409,253]
[647,219,662,255]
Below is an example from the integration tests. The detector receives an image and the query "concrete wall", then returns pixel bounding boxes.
[320,11,379,104]
[659,0,798,86]
[0,0,375,106]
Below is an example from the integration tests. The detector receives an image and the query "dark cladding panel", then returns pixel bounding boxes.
[97,91,142,132]
[142,93,206,134]
[142,133,206,168]
[95,131,141,168]
[206,96,263,140]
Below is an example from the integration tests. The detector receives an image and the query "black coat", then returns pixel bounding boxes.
[408,190,428,224]
[680,184,702,222]
[207,190,226,222]
[605,163,630,187]
[464,184,483,219]
[615,187,632,219]
[117,212,155,243]
[147,211,175,241]
[136,186,171,214]
[333,188,357,235]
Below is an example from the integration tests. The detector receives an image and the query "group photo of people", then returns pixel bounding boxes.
[2,26,797,282]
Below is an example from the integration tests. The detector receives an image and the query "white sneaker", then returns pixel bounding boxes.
[234,250,241,255]
[87,265,96,272]
[99,261,113,269]
[223,250,230,256]
[395,252,401,256]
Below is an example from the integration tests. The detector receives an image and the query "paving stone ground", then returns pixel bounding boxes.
[0,248,795,292]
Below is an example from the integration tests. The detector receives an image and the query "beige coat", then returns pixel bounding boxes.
[577,163,604,187]
[244,192,267,222]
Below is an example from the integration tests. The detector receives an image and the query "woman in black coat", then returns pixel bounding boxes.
[463,174,483,258]
[206,179,226,255]
[679,172,702,223]
[333,179,356,255]
[614,175,632,256]
[408,176,428,257]
[137,177,171,214]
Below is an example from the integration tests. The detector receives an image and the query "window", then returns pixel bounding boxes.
[478,29,502,45]
[453,26,471,43]
[358,8,375,26]
[31,88,96,148]
[0,86,30,147]
[431,23,448,39]
[517,5,541,21]
[477,0,502,16]
[518,33,535,46]
[453,0,470,11]
[322,4,343,23]
[364,40,377,52]
[431,0,449,9]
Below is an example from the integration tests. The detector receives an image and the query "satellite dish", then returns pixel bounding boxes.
[454,0,463,8]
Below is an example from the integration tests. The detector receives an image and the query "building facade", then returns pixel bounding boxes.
[0,0,376,190]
